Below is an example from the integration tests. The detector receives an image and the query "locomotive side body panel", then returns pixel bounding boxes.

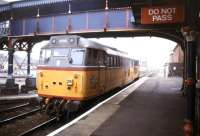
[84,68,102,98]
[106,67,123,91]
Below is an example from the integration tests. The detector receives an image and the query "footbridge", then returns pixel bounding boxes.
[0,0,189,43]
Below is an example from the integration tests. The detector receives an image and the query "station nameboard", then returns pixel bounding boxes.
[141,6,185,24]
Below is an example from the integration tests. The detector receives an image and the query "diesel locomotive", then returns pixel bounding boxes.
[36,35,139,116]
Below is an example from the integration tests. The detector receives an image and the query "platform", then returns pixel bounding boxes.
[50,77,185,136]
[0,93,38,101]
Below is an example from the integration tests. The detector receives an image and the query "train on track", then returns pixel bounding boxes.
[36,35,140,117]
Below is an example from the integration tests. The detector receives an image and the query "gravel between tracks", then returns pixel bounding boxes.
[0,112,49,136]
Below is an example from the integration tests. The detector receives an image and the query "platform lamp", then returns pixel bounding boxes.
[35,8,40,33]
[10,14,13,20]
[105,0,109,10]
[68,2,71,14]
[36,8,40,18]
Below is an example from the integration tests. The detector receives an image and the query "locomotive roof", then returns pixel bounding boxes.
[42,35,133,59]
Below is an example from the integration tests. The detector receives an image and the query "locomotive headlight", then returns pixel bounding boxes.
[67,80,73,86]
[52,39,56,44]
[68,38,75,43]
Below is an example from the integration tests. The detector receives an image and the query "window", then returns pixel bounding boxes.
[46,49,51,59]
[39,48,85,66]
[39,49,52,64]
[70,48,85,65]
[53,48,70,57]
[86,49,98,66]
[98,51,104,66]
[113,56,117,67]
[129,60,131,66]
[106,56,109,66]
[110,57,113,67]
[117,56,120,67]
[86,49,92,65]
[134,60,139,66]
[132,60,134,66]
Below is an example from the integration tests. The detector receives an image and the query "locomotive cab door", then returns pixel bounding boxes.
[97,51,106,94]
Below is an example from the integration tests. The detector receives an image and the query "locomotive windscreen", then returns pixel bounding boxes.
[39,47,86,67]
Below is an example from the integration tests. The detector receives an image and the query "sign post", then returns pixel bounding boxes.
[141,6,185,24]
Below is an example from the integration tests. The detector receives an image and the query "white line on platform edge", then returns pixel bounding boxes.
[0,94,38,101]
[47,77,149,136]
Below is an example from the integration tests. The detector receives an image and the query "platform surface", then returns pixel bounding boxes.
[0,93,38,101]
[55,77,185,136]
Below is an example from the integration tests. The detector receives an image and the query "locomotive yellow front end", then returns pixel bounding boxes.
[37,68,84,100]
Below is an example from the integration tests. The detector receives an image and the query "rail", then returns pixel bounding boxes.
[0,103,29,113]
[19,117,57,136]
[0,108,40,126]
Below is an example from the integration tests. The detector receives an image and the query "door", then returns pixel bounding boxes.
[98,51,106,94]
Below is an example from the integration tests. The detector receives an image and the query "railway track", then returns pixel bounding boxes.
[0,108,40,125]
[0,99,30,107]
[18,79,146,136]
[3,88,122,136]
[0,103,29,113]
[0,108,50,136]
[0,75,151,136]
[19,117,57,136]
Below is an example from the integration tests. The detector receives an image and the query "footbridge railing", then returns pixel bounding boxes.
[10,8,134,37]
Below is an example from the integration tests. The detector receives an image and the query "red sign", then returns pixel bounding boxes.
[141,6,185,24]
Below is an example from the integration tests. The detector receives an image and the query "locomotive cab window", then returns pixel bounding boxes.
[39,47,86,66]
[39,49,52,64]
[70,48,85,65]
[53,48,70,57]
